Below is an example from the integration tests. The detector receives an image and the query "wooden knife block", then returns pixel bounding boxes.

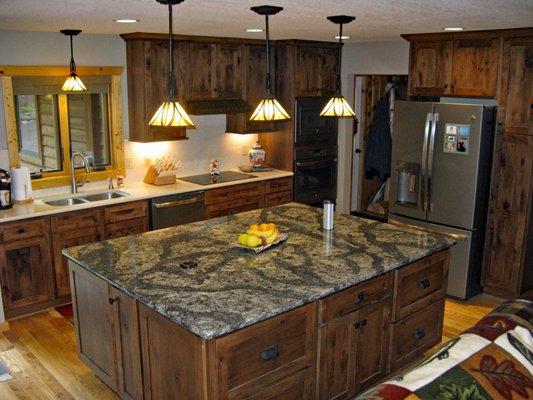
[143,165,177,185]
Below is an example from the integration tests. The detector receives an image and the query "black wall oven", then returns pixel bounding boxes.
[295,97,337,145]
[294,154,337,205]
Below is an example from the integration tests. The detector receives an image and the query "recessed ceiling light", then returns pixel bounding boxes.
[444,27,464,31]
[245,28,263,33]
[335,35,350,39]
[115,19,139,23]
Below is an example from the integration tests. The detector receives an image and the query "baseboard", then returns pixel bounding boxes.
[0,321,10,333]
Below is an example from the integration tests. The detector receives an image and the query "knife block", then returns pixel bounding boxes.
[143,165,177,186]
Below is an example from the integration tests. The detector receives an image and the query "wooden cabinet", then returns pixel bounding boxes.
[318,274,391,400]
[405,36,499,97]
[294,45,338,97]
[483,133,533,296]
[498,36,533,136]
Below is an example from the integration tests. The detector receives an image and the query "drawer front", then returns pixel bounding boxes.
[105,217,149,240]
[205,182,262,205]
[51,208,103,233]
[389,299,445,372]
[320,272,392,323]
[211,303,317,395]
[1,218,48,243]
[105,201,148,224]
[205,196,261,219]
[264,177,293,194]
[393,250,449,321]
[264,191,292,208]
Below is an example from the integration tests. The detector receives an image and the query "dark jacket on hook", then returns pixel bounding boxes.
[364,96,391,182]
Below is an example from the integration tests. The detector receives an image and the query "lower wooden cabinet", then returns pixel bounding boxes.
[105,217,149,240]
[318,296,391,399]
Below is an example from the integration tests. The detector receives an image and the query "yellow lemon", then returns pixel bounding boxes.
[246,235,262,248]
[237,233,249,246]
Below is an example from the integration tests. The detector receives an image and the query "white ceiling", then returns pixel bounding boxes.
[0,0,532,42]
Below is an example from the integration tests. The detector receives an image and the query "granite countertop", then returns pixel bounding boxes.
[63,203,455,340]
[0,169,292,223]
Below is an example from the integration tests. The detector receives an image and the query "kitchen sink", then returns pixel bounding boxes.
[42,190,130,207]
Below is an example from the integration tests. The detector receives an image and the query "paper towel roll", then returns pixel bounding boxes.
[11,167,33,202]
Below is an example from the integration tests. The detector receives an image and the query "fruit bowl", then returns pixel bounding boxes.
[236,222,288,253]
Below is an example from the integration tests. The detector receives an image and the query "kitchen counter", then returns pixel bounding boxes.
[0,169,293,223]
[63,202,455,340]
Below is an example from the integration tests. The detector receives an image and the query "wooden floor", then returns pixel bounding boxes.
[0,294,504,400]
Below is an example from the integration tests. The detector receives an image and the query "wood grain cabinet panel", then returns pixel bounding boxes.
[51,208,103,233]
[188,42,215,99]
[105,217,149,240]
[0,218,47,243]
[498,36,533,136]
[450,39,499,97]
[105,201,148,224]
[409,41,452,96]
[294,45,338,97]
[264,191,292,208]
[244,367,315,400]
[0,235,53,313]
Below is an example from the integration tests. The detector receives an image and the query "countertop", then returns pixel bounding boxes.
[0,169,293,223]
[63,203,455,340]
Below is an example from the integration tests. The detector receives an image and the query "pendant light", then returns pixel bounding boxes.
[60,30,87,92]
[149,0,195,128]
[320,16,356,118]
[249,5,290,122]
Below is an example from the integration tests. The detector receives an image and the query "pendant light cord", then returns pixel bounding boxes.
[265,14,272,95]
[69,35,76,73]
[168,4,176,100]
[336,23,343,94]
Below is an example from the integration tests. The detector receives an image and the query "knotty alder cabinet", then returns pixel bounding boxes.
[69,250,449,400]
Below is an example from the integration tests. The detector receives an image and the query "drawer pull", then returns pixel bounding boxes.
[412,328,426,341]
[354,319,367,329]
[418,278,430,289]
[108,297,118,305]
[261,345,279,361]
[356,292,365,302]
[17,228,25,234]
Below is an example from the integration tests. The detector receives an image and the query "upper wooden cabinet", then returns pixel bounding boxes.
[405,35,499,98]
[498,36,533,136]
[294,45,338,97]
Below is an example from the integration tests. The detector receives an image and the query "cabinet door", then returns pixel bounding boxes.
[499,36,533,136]
[110,287,143,400]
[188,42,215,99]
[450,39,499,97]
[0,236,53,312]
[320,47,339,96]
[295,46,322,96]
[52,226,103,296]
[69,261,118,391]
[409,41,452,96]
[214,44,243,99]
[352,298,391,394]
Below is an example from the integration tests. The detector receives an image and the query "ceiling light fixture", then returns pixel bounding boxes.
[115,18,139,23]
[60,29,86,92]
[320,15,356,118]
[444,27,464,31]
[149,0,195,128]
[249,5,290,122]
[245,28,263,32]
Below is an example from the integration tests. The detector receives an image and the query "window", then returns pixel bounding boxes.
[2,66,124,189]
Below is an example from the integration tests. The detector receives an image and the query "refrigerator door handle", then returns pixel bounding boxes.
[421,112,432,212]
[427,112,439,213]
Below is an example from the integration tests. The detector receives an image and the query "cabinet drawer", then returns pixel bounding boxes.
[105,217,149,239]
[392,250,449,322]
[320,272,392,323]
[105,201,148,224]
[389,299,444,372]
[205,182,262,205]
[205,196,261,219]
[51,208,103,233]
[264,177,293,194]
[1,218,47,243]
[210,303,317,396]
[264,191,292,208]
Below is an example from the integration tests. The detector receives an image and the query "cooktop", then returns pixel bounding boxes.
[178,171,257,186]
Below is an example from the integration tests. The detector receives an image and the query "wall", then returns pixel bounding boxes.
[336,40,410,214]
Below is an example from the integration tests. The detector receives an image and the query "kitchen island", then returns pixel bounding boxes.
[64,203,454,400]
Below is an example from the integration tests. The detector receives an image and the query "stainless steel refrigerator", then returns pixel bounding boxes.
[389,101,496,299]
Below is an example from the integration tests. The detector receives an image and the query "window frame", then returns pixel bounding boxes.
[1,65,125,189]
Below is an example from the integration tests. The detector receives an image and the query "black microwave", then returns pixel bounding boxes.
[295,97,338,145]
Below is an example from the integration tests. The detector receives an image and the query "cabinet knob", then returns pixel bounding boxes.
[261,345,279,361]
[418,278,430,289]
[17,228,25,234]
[443,84,448,89]
[354,322,361,329]
[96,233,102,240]
[356,292,365,302]
[108,297,118,305]
[413,328,426,341]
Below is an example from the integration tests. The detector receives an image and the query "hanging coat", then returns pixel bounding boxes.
[364,97,391,182]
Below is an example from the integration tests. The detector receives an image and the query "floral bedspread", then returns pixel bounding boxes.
[357,299,533,400]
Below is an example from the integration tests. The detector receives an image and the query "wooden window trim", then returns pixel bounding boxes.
[1,66,125,189]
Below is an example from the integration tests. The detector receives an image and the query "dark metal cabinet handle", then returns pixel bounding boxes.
[261,345,279,361]
[17,228,25,234]
[413,328,426,341]
[108,297,118,305]
[354,319,367,329]
[356,292,365,303]
[443,83,448,89]
[418,278,430,289]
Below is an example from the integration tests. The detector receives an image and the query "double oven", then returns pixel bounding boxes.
[293,97,338,206]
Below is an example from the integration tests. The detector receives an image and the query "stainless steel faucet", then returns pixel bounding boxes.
[71,152,91,193]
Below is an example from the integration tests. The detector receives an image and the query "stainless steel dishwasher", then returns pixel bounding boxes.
[150,191,205,230]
